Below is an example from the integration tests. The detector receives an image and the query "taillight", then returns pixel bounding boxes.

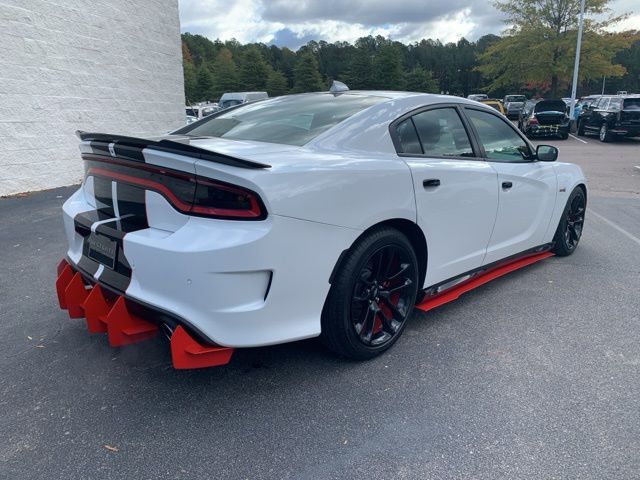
[83,156,267,220]
[192,178,265,219]
[529,117,538,125]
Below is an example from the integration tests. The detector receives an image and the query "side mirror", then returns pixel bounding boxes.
[536,145,558,162]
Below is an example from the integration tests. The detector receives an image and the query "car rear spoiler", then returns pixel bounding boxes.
[76,131,271,169]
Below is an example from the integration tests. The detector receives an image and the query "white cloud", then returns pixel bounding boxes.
[178,0,640,49]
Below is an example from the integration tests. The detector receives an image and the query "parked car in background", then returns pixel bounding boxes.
[572,95,601,122]
[219,92,268,110]
[186,103,221,119]
[503,94,527,119]
[519,99,570,139]
[467,94,489,102]
[481,99,506,115]
[185,115,197,125]
[576,95,640,142]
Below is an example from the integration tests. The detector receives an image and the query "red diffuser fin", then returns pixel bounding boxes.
[171,326,234,369]
[106,297,158,347]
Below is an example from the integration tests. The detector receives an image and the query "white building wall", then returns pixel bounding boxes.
[0,0,185,196]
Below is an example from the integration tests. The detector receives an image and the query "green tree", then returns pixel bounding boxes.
[373,44,405,90]
[404,66,438,93]
[211,48,239,99]
[196,65,214,101]
[182,42,198,103]
[266,70,289,97]
[344,48,373,89]
[239,45,270,91]
[292,52,325,93]
[478,0,630,96]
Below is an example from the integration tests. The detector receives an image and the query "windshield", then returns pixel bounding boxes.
[505,95,526,102]
[623,98,640,110]
[176,94,386,146]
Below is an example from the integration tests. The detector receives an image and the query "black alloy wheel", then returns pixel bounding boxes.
[321,227,419,360]
[552,187,586,256]
[350,245,415,347]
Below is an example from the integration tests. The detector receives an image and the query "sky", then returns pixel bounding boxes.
[178,0,639,49]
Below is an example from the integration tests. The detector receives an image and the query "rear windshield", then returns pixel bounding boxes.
[534,100,567,113]
[177,94,386,146]
[505,95,526,102]
[623,98,640,110]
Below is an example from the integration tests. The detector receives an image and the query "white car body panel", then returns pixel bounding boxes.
[403,157,499,286]
[483,161,558,264]
[62,92,587,348]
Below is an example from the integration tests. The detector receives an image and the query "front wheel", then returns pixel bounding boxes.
[321,227,419,360]
[552,187,586,256]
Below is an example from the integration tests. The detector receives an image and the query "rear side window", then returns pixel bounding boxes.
[396,119,422,154]
[413,109,474,157]
[465,109,531,162]
[400,108,474,158]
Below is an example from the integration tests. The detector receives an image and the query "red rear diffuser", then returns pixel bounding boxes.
[55,259,234,369]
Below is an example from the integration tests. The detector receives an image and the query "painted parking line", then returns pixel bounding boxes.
[589,209,640,248]
[569,134,588,144]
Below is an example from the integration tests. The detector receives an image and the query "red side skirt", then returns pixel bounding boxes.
[416,251,554,313]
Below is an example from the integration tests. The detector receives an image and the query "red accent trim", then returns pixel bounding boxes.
[87,166,262,219]
[65,272,89,318]
[416,251,554,313]
[56,264,74,309]
[171,326,234,369]
[83,284,111,333]
[55,260,232,368]
[106,297,158,347]
[57,258,69,277]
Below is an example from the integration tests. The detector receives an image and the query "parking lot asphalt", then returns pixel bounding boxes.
[1,138,639,479]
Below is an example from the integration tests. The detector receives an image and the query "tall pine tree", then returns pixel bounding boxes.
[292,52,325,93]
[211,48,239,99]
[239,46,270,91]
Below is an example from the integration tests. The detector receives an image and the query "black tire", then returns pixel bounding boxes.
[552,187,586,256]
[320,227,419,360]
[576,119,585,136]
[599,124,612,142]
[560,132,569,140]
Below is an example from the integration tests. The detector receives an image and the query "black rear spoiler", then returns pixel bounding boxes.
[76,131,271,169]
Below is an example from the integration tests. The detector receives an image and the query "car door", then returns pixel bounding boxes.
[391,105,499,287]
[586,97,608,132]
[463,107,557,265]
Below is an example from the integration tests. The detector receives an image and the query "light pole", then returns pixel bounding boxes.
[568,0,586,121]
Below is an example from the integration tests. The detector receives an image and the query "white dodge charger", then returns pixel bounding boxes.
[57,88,587,369]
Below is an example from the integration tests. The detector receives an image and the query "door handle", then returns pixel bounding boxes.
[502,181,513,189]
[423,179,441,188]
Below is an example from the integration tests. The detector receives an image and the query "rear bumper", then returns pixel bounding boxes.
[525,124,570,137]
[56,259,234,369]
[62,186,360,348]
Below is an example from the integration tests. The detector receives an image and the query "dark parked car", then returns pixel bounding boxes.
[519,99,570,139]
[576,95,640,142]
[503,94,527,119]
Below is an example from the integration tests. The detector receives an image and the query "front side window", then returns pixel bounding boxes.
[465,109,531,162]
[410,108,474,157]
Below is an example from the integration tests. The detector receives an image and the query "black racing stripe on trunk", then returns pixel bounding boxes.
[92,176,115,217]
[116,183,149,232]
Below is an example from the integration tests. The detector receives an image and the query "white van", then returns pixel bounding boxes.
[219,92,268,110]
